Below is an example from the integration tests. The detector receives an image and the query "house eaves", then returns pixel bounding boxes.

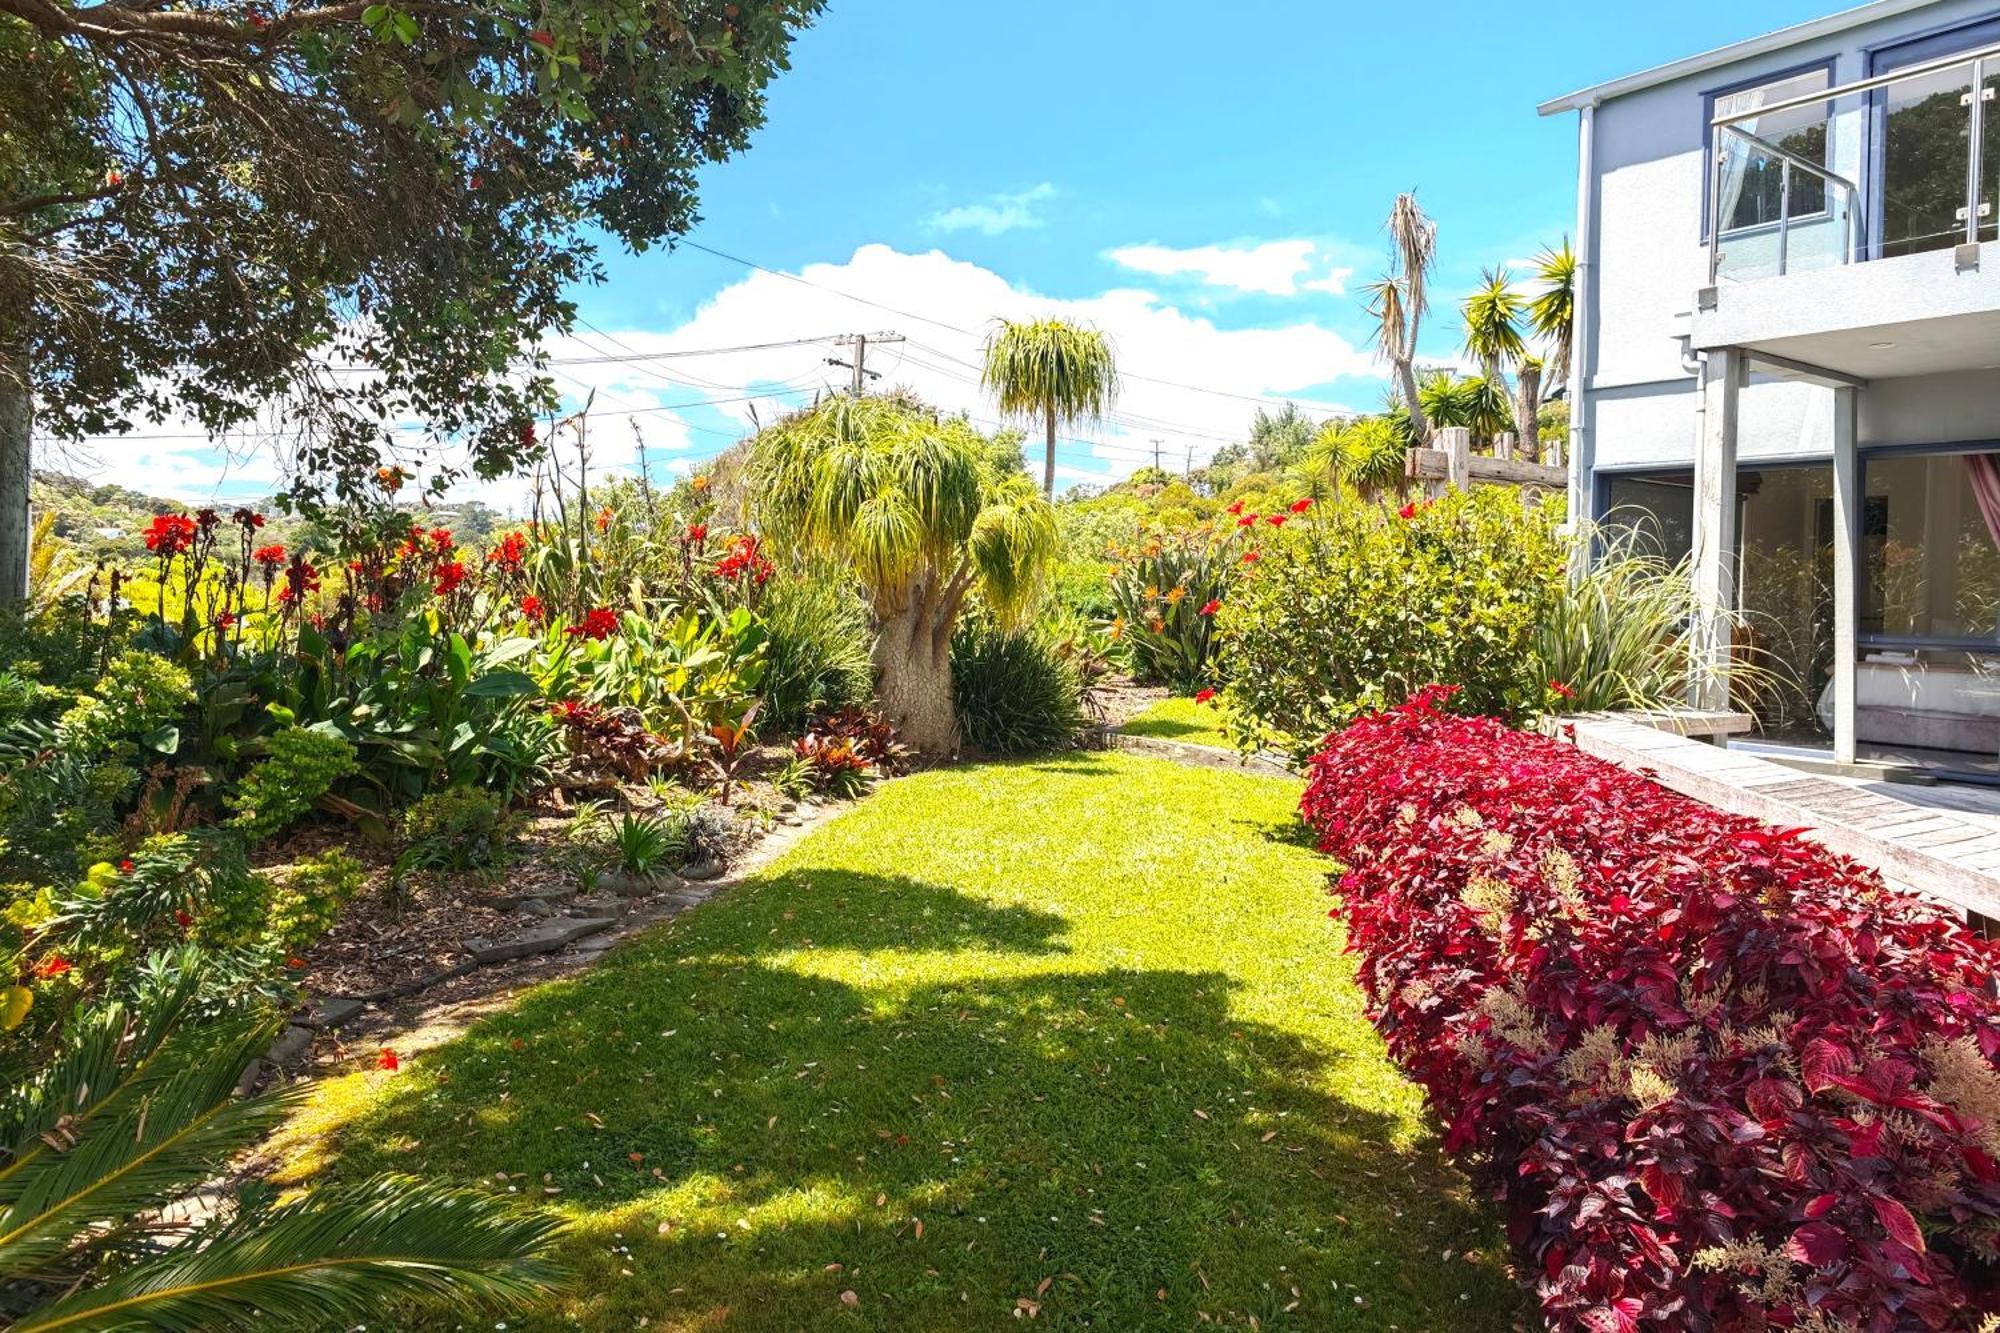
[1537,0,1944,114]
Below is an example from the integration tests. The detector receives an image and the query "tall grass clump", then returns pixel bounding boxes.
[757,568,875,731]
[950,619,1087,756]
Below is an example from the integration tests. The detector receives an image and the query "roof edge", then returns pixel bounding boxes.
[1537,0,1944,115]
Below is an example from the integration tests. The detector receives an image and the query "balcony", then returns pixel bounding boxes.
[1693,40,2000,379]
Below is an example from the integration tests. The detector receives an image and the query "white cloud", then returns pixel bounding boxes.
[1302,267,1354,296]
[924,183,1057,236]
[45,242,1382,504]
[1106,239,1321,296]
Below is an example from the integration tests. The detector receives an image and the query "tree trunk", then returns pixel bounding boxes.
[1042,408,1056,499]
[873,605,959,755]
[0,304,30,606]
[1515,362,1543,465]
[1394,357,1429,445]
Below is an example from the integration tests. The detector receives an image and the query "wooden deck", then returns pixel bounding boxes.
[1563,714,2000,922]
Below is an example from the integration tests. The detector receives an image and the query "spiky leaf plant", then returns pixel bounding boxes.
[0,958,562,1330]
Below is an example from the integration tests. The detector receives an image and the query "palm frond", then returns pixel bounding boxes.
[1461,266,1529,377]
[1530,238,1578,378]
[12,1175,563,1332]
[968,475,1059,627]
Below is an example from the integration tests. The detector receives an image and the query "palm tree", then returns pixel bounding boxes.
[0,961,562,1330]
[980,319,1119,499]
[1302,417,1406,504]
[750,393,1058,753]
[1528,240,1578,464]
[1363,194,1438,445]
[1461,266,1536,456]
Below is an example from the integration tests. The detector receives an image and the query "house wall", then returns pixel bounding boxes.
[1577,0,2000,498]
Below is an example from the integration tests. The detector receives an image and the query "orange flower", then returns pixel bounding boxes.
[1165,586,1187,606]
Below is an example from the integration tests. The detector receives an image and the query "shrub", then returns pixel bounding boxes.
[1299,691,2000,1330]
[758,570,875,731]
[1533,534,1697,715]
[1216,487,1566,758]
[949,621,1087,756]
[227,727,360,840]
[397,786,507,875]
[1105,521,1243,693]
[610,812,685,877]
[266,849,368,952]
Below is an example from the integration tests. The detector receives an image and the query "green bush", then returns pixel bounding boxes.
[1215,488,1568,759]
[266,849,368,952]
[950,621,1087,756]
[397,786,507,875]
[227,727,360,841]
[1534,538,1697,715]
[758,570,874,730]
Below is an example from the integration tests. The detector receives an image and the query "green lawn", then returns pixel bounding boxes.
[281,753,1520,1330]
[1119,695,1235,749]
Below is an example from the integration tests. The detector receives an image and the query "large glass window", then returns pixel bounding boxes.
[1737,466,1835,738]
[1862,448,2000,642]
[1600,471,1693,563]
[1872,21,2000,258]
[1710,66,1832,234]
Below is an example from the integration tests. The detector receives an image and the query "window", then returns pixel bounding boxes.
[1708,65,1833,235]
[1860,447,2000,645]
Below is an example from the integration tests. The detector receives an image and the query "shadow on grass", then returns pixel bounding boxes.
[295,868,1521,1330]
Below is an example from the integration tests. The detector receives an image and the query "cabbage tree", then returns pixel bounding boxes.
[980,319,1119,498]
[750,395,1057,753]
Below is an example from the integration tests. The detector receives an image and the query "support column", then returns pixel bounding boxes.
[1690,348,1741,711]
[1831,385,1859,765]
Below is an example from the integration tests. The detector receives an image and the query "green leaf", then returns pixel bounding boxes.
[140,725,180,755]
[462,671,536,699]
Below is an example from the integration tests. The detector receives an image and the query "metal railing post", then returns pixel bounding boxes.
[1970,56,1988,246]
[1710,134,1727,283]
[1777,160,1793,275]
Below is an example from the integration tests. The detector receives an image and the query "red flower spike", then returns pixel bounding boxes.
[1198,599,1221,617]
[1289,497,1314,514]
[1193,688,1217,704]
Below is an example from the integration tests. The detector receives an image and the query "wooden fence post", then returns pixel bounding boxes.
[1441,427,1472,494]
[1494,431,1515,461]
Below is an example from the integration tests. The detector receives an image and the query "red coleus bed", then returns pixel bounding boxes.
[1300,688,2000,1331]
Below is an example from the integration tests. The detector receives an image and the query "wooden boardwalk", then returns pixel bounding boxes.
[1563,715,2000,922]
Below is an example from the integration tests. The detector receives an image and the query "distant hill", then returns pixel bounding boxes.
[32,472,508,564]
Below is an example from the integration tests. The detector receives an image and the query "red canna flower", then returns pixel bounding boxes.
[564,607,620,641]
[1236,514,1258,528]
[433,560,467,597]
[253,543,286,569]
[34,955,72,979]
[685,522,708,545]
[520,594,545,623]
[143,514,197,554]
[377,1048,400,1071]
[1240,550,1260,564]
[1194,688,1217,704]
[430,528,453,554]
[1266,514,1287,528]
[1289,497,1314,514]
[286,955,307,970]
[119,858,136,873]
[491,530,529,571]
[215,612,236,630]
[1549,679,1576,700]
[1198,599,1222,616]
[595,506,614,534]
[1225,500,1245,516]
[174,909,193,929]
[1397,502,1418,520]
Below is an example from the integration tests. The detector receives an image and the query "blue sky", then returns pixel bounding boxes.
[87,0,1844,504]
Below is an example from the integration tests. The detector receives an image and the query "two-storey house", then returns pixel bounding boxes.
[1542,0,2000,780]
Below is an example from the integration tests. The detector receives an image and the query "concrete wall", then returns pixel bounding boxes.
[1577,0,2000,487]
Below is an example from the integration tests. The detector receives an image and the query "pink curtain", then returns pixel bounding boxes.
[1968,453,2000,552]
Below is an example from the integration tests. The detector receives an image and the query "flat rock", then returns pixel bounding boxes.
[463,917,615,965]
[496,885,577,911]
[266,1024,316,1068]
[519,897,555,919]
[680,858,726,882]
[298,996,366,1031]
[595,869,683,897]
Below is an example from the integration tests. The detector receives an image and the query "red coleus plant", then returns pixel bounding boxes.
[1299,690,2000,1331]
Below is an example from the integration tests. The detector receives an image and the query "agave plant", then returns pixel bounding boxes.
[0,957,562,1330]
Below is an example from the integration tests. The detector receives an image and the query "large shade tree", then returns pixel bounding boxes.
[980,318,1118,499]
[0,0,822,600]
[750,393,1057,753]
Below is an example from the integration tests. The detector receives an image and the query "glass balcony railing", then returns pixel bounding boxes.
[1711,42,2000,283]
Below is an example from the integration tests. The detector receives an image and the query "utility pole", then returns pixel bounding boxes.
[1150,439,1163,473]
[1184,444,1194,483]
[828,331,905,397]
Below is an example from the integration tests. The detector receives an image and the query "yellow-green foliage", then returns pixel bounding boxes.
[57,650,192,755]
[227,728,359,841]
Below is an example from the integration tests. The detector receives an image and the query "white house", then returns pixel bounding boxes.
[1542,0,2000,781]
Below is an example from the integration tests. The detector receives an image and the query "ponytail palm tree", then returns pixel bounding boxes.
[980,318,1119,499]
[0,960,561,1330]
[750,394,1058,752]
